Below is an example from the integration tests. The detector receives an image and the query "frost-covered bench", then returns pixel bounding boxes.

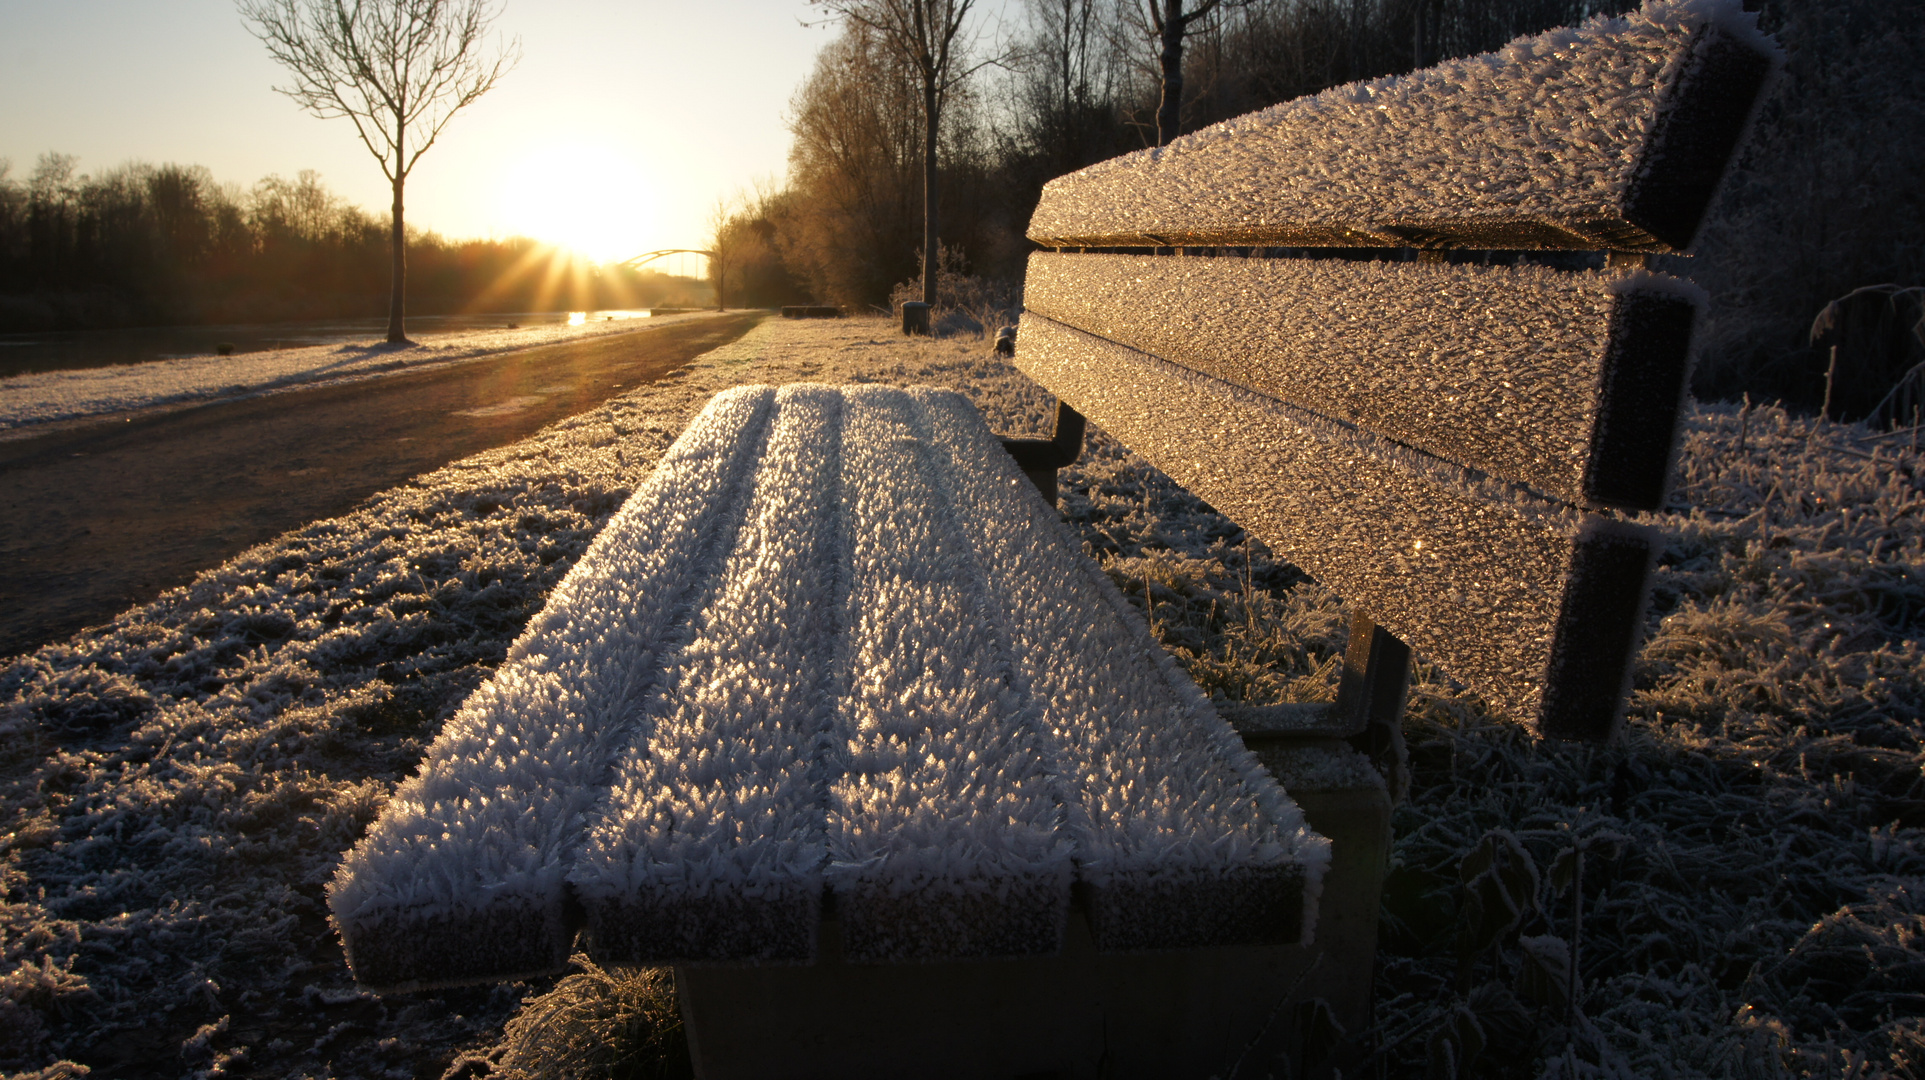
[332,383,1344,1075]
[1018,0,1778,751]
[330,3,1778,1076]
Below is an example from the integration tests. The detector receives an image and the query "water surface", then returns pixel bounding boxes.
[0,310,654,379]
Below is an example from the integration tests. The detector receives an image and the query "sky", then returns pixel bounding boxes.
[0,0,852,268]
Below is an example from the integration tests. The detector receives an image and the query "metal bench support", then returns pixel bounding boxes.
[1000,400,1086,506]
[1001,402,1093,508]
[675,776,1390,1080]
[1337,612,1413,805]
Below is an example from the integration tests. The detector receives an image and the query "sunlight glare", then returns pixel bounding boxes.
[498,142,658,263]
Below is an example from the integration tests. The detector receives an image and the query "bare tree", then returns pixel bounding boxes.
[237,0,519,342]
[1143,0,1248,146]
[807,0,1002,323]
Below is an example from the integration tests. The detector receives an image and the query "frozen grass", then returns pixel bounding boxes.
[0,316,1919,1077]
[1064,397,1924,1077]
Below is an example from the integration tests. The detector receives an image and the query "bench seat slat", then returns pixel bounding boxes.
[912,389,1329,951]
[1027,2,1778,253]
[570,386,849,965]
[1015,315,1656,740]
[328,387,780,992]
[821,386,1075,963]
[1026,252,1699,510]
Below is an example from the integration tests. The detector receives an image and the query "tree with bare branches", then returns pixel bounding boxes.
[237,0,519,342]
[807,0,1001,327]
[1143,0,1245,146]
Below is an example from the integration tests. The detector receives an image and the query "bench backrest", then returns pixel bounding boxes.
[1014,1,1780,741]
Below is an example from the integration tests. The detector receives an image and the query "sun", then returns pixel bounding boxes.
[496,142,658,263]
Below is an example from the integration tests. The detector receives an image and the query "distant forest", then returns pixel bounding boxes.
[722,0,1923,399]
[728,0,1646,309]
[7,0,1919,392]
[0,160,710,332]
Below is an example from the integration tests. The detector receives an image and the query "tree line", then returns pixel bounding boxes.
[722,0,1924,403]
[714,0,1646,311]
[0,155,708,332]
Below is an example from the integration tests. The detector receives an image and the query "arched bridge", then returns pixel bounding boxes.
[619,249,713,269]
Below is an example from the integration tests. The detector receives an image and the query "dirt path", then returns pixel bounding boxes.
[0,311,765,658]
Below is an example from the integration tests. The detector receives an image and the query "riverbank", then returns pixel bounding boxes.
[0,312,764,659]
[0,309,729,436]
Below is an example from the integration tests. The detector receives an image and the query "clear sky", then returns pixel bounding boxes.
[0,0,842,266]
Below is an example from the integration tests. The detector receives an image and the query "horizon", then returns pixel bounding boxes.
[0,0,847,267]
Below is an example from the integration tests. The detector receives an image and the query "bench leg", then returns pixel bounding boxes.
[1336,611,1412,805]
[1020,466,1059,507]
[674,809,1388,1080]
[1280,780,1394,1078]
[1001,402,1086,509]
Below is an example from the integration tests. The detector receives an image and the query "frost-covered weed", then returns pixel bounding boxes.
[494,956,687,1080]
[1,317,1918,1077]
[887,243,1023,339]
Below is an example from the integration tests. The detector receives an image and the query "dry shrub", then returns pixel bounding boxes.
[888,242,1020,339]
[495,956,690,1080]
[1690,0,1925,406]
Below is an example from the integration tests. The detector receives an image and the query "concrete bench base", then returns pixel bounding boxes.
[676,781,1389,1080]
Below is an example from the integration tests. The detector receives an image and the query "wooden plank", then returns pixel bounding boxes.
[331,386,781,992]
[911,387,1324,952]
[1015,314,1657,740]
[1027,3,1777,253]
[573,385,849,966]
[1024,252,1699,510]
[817,386,1075,963]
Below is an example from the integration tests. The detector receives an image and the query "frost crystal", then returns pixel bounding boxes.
[1014,314,1658,738]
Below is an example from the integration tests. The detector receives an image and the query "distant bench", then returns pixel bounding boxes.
[331,3,1776,1077]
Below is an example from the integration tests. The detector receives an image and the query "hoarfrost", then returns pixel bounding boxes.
[1028,0,1781,252]
[0,316,1916,1077]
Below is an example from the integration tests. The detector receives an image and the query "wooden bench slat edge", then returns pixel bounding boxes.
[1587,274,1703,510]
[1026,252,1703,511]
[1015,314,1657,740]
[1541,519,1660,742]
[1026,1,1780,253]
[328,385,782,991]
[1622,18,1782,251]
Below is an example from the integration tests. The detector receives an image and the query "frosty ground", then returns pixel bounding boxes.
[0,311,721,434]
[1,315,1920,1078]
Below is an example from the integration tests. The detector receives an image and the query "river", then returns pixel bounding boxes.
[0,309,657,379]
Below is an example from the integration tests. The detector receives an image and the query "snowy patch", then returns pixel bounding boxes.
[0,310,722,432]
